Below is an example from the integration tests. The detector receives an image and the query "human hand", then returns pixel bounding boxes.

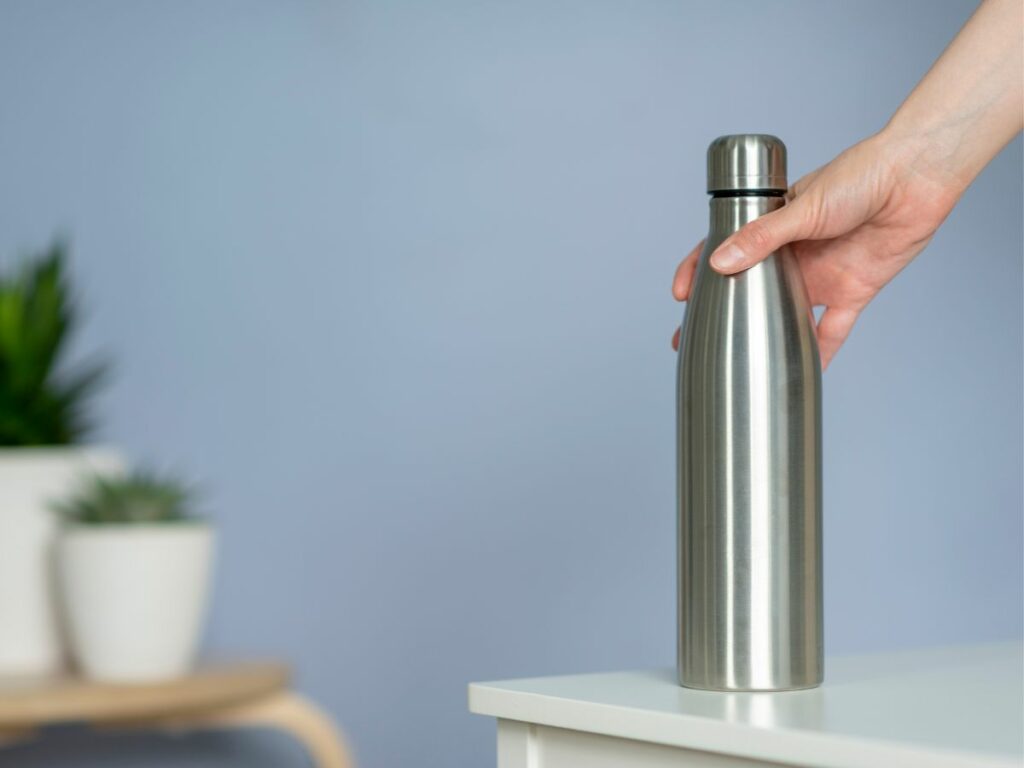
[671,131,965,369]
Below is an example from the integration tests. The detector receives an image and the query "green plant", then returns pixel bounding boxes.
[54,472,195,525]
[0,242,107,445]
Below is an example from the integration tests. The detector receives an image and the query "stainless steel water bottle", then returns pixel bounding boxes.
[676,134,822,691]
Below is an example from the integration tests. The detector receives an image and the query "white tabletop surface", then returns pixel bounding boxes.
[469,642,1023,768]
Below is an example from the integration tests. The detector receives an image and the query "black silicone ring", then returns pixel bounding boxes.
[709,189,786,198]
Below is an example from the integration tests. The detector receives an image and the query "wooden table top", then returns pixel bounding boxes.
[0,663,290,728]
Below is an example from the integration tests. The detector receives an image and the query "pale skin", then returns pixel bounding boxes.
[672,0,1023,369]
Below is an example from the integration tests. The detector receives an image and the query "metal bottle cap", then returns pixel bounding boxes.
[707,134,787,193]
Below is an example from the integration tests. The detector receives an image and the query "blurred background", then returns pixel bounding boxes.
[0,0,1020,765]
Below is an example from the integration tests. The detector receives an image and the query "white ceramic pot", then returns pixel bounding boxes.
[0,447,125,675]
[57,523,214,682]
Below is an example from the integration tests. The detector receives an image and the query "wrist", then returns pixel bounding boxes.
[874,118,973,197]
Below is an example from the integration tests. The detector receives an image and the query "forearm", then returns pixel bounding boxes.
[882,0,1023,190]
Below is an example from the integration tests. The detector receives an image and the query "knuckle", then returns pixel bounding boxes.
[793,195,823,237]
[740,220,774,252]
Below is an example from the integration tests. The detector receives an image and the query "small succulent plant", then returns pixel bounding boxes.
[54,472,196,525]
[0,242,108,446]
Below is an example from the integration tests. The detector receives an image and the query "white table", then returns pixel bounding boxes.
[469,642,1023,768]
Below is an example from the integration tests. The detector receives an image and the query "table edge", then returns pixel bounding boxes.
[468,682,1021,768]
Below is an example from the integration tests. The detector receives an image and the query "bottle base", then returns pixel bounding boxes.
[678,676,823,693]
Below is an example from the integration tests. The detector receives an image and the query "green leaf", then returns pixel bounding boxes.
[53,471,196,525]
[0,241,110,446]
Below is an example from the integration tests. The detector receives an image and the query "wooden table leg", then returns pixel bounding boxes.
[157,691,354,768]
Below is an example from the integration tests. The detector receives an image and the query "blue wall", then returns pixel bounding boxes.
[1,1,1020,766]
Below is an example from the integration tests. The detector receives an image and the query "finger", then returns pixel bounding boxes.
[672,240,704,301]
[816,307,859,370]
[671,326,680,351]
[709,197,813,275]
[788,169,820,200]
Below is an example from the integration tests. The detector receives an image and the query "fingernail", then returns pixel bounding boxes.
[710,244,744,272]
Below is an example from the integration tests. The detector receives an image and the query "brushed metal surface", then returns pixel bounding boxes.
[706,134,787,193]
[677,137,822,691]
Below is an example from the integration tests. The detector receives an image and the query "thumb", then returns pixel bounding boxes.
[710,198,813,274]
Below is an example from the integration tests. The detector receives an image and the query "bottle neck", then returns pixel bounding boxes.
[707,193,785,241]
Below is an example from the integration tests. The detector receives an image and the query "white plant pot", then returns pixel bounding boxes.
[0,446,125,675]
[57,523,214,682]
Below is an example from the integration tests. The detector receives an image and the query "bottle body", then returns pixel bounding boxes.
[676,194,823,691]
